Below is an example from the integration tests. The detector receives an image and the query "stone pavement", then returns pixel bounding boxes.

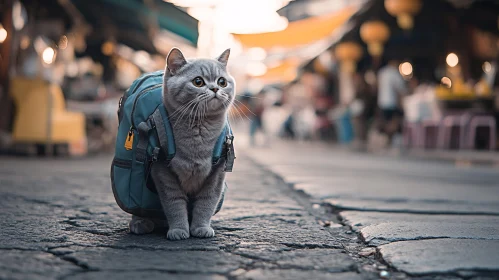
[0,152,395,280]
[247,140,499,279]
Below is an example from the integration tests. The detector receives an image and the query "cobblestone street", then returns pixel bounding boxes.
[1,141,499,280]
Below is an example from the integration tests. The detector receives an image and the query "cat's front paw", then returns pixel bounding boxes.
[166,228,190,240]
[190,226,215,238]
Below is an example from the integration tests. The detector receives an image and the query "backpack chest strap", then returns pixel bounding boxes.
[224,134,235,172]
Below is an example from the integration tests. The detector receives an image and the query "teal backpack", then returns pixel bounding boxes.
[111,70,235,219]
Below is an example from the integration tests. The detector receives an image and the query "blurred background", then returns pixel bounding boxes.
[0,0,498,157]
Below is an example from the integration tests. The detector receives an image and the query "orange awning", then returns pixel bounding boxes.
[232,6,356,49]
[253,59,301,84]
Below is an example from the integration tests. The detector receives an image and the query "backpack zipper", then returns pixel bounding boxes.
[128,72,163,97]
[128,84,163,135]
[123,72,163,150]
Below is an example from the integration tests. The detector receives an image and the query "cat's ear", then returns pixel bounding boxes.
[216,48,230,67]
[166,48,187,75]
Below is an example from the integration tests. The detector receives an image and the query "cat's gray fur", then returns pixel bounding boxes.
[129,48,235,240]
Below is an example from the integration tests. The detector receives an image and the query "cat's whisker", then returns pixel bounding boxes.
[229,107,242,124]
[233,99,256,117]
[201,98,208,126]
[192,94,211,127]
[196,102,202,127]
[170,99,198,118]
[229,102,244,123]
[173,98,202,128]
[188,102,199,128]
[222,99,241,121]
[173,103,196,128]
[232,102,251,122]
[172,103,194,123]
[169,103,190,119]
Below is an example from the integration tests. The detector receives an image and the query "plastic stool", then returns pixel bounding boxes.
[467,115,496,150]
[437,113,471,150]
[403,122,421,148]
[420,120,440,149]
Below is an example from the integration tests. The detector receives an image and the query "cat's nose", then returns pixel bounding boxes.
[210,87,219,93]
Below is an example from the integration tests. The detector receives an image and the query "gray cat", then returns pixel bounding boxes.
[129,48,235,240]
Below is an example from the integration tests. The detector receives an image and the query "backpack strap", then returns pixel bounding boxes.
[136,120,153,163]
[224,122,235,172]
[151,108,170,160]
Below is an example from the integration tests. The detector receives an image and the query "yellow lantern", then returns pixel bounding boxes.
[360,21,390,57]
[385,0,422,30]
[334,42,363,73]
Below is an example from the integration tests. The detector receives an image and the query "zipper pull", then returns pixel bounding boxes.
[124,127,134,150]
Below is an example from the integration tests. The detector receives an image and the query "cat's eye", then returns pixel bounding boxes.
[192,77,205,87]
[217,77,227,87]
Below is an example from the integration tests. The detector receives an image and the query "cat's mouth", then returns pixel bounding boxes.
[210,93,227,102]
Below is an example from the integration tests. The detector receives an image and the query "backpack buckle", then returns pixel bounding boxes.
[225,135,234,145]
[152,147,160,162]
[224,135,235,172]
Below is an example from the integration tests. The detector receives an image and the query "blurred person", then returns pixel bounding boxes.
[329,67,356,145]
[261,87,287,142]
[314,95,335,142]
[377,60,408,147]
[280,113,295,139]
[248,90,268,146]
[402,77,441,124]
[350,72,374,151]
[293,105,316,141]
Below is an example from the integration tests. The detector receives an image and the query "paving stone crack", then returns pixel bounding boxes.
[230,213,303,221]
[327,203,499,216]
[67,243,227,251]
[280,242,343,249]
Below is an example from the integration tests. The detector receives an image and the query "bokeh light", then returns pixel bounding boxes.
[399,62,413,76]
[42,47,56,64]
[441,76,452,88]
[58,35,68,50]
[446,53,459,67]
[246,61,267,76]
[0,24,7,43]
[483,61,492,73]
[247,47,267,61]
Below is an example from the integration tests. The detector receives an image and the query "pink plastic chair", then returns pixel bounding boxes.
[437,113,471,150]
[420,120,440,149]
[403,122,421,148]
[467,115,497,150]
